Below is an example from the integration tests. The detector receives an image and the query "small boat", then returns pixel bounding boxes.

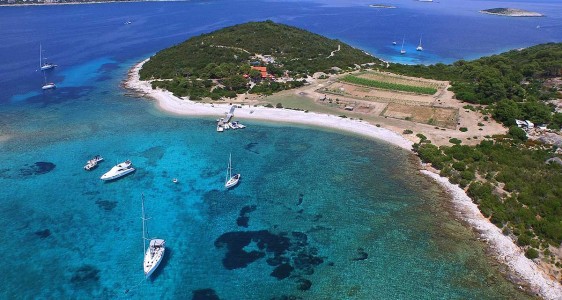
[124,20,132,25]
[224,153,240,189]
[416,35,423,51]
[229,122,238,129]
[172,178,178,183]
[232,121,246,129]
[84,155,103,171]
[100,160,135,180]
[392,41,397,45]
[142,193,165,278]
[400,37,406,55]
[42,82,56,90]
[41,69,56,90]
[217,124,224,132]
[39,44,57,71]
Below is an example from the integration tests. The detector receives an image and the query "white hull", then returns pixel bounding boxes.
[225,174,240,189]
[41,64,57,71]
[101,160,135,180]
[144,239,165,278]
[42,83,56,90]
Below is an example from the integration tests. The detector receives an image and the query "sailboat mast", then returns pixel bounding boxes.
[141,193,147,255]
[39,44,42,69]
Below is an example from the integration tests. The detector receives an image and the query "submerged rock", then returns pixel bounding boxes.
[34,229,51,238]
[296,278,312,291]
[192,288,220,300]
[70,265,100,287]
[20,162,56,176]
[271,263,294,280]
[95,200,117,211]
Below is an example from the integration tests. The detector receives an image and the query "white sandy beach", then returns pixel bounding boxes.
[125,58,562,299]
[124,59,414,151]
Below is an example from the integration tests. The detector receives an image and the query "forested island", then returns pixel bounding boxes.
[140,21,379,99]
[480,8,544,17]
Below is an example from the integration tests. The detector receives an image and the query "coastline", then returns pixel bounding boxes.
[125,58,562,299]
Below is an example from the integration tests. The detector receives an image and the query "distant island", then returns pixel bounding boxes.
[369,4,396,9]
[480,8,544,17]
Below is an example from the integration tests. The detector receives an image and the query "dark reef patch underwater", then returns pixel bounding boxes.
[214,230,324,280]
[19,162,55,176]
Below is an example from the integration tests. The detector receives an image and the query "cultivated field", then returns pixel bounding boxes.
[382,103,459,129]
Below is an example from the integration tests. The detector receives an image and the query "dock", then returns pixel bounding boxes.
[217,105,246,132]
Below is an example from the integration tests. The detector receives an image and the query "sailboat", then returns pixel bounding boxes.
[416,35,424,51]
[142,193,165,278]
[224,153,240,189]
[41,71,56,90]
[39,44,57,71]
[400,37,406,55]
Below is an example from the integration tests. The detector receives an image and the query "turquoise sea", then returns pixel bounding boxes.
[1,0,561,298]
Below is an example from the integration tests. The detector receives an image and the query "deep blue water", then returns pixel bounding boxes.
[0,0,560,298]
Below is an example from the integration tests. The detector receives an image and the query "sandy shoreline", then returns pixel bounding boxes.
[125,58,562,299]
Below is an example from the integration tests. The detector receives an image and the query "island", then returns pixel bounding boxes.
[126,21,562,298]
[369,4,396,9]
[480,8,544,17]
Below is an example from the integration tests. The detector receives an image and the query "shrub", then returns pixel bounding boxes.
[403,129,413,134]
[416,133,427,141]
[264,103,274,108]
[478,122,484,127]
[449,138,462,145]
[508,126,527,141]
[276,103,283,108]
[459,127,468,132]
[525,248,539,259]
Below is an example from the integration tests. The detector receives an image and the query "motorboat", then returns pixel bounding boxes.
[84,155,103,171]
[100,160,135,180]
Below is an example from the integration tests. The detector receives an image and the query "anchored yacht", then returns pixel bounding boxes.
[100,160,135,180]
[142,194,165,278]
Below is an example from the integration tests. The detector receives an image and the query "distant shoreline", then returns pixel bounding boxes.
[479,8,544,17]
[0,0,185,7]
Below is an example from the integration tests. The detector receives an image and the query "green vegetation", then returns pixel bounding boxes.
[140,21,378,99]
[414,138,562,253]
[388,43,562,127]
[340,75,437,94]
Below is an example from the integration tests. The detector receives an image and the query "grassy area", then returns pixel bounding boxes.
[341,75,437,95]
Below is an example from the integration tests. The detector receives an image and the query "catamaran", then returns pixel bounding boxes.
[142,193,165,278]
[225,153,240,189]
[100,160,135,180]
[39,44,57,71]
[416,35,424,51]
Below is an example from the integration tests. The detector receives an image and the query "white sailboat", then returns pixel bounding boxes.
[41,71,56,90]
[224,153,240,189]
[400,37,406,55]
[416,35,424,51]
[39,44,57,71]
[142,193,165,278]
